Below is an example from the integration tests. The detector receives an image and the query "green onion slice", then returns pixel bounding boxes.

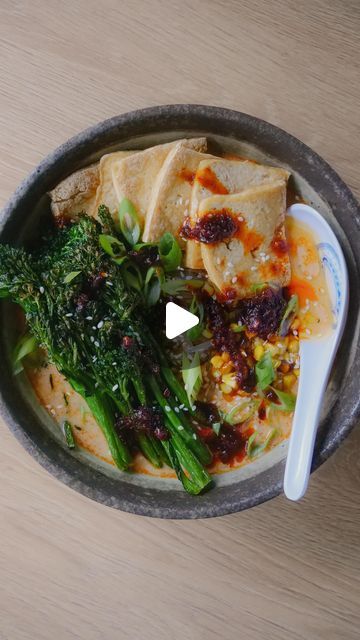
[255,351,275,390]
[270,387,296,412]
[118,198,141,246]
[279,294,299,336]
[63,270,82,284]
[247,428,277,459]
[99,234,126,262]
[63,420,76,449]
[159,232,182,272]
[12,333,37,375]
[181,352,203,405]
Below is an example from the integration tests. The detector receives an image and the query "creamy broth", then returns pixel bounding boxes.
[26,215,333,478]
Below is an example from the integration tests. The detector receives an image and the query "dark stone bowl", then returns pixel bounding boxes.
[0,105,359,519]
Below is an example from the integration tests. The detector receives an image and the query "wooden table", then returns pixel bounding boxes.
[0,1,359,638]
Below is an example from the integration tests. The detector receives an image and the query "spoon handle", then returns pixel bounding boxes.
[284,338,334,501]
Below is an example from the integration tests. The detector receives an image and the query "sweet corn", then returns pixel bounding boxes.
[283,373,297,389]
[211,355,223,369]
[265,343,278,356]
[202,328,213,338]
[291,318,300,330]
[274,359,281,369]
[288,338,299,353]
[221,363,233,375]
[254,344,265,361]
[220,383,232,394]
[221,352,230,363]
[294,368,300,377]
[222,373,238,390]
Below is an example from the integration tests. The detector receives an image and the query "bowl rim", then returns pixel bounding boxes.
[1,104,359,519]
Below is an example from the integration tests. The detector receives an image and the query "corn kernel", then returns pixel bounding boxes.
[211,355,223,369]
[222,373,238,389]
[254,345,264,361]
[291,318,300,330]
[265,343,278,356]
[202,328,212,338]
[220,383,232,394]
[294,368,300,377]
[288,339,299,353]
[274,359,281,369]
[283,373,297,389]
[221,352,230,363]
[221,363,233,374]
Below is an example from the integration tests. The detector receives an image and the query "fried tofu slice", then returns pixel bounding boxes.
[185,158,290,269]
[142,144,215,243]
[198,182,291,298]
[89,150,138,217]
[49,163,100,222]
[112,138,207,227]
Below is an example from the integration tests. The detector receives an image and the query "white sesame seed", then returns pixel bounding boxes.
[65,313,73,318]
[39,286,45,294]
[112,361,116,366]
[92,326,96,330]
[251,266,257,271]
[178,425,184,431]
[165,405,171,412]
[238,216,244,222]
[228,261,234,268]
[95,382,99,388]
[306,275,313,281]
[224,271,230,277]
[97,320,104,329]
[90,336,94,343]
[192,405,196,411]
[94,341,100,348]
[106,281,113,287]
[174,407,180,413]
[192,433,197,440]
[293,330,298,336]
[56,404,63,409]
[86,316,93,321]
[305,329,311,335]
[50,409,56,415]
[112,384,119,392]
[231,276,238,284]
[216,258,221,265]
[179,404,185,409]
[320,287,325,294]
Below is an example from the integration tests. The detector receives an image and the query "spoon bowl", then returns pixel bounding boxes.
[284,203,349,501]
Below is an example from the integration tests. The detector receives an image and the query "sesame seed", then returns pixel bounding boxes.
[320,287,325,294]
[65,313,73,318]
[95,382,99,388]
[224,271,230,277]
[39,286,45,294]
[94,341,100,348]
[165,405,171,412]
[97,320,104,329]
[293,330,298,336]
[179,404,184,409]
[228,261,234,268]
[112,384,119,392]
[86,316,93,321]
[231,276,237,284]
[192,405,196,411]
[50,409,56,415]
[251,266,257,271]
[305,329,311,335]
[178,425,184,431]
[106,281,113,287]
[174,407,180,413]
[112,361,116,366]
[90,336,95,343]
[92,326,97,330]
[306,275,313,281]
[238,216,244,221]
[193,433,197,440]
[216,258,221,265]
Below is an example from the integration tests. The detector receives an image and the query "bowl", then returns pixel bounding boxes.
[1,105,359,519]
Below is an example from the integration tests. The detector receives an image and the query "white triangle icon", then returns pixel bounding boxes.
[165,301,199,339]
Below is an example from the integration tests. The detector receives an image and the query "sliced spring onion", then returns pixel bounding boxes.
[63,420,76,449]
[231,323,246,333]
[181,352,203,405]
[144,266,162,306]
[63,270,82,284]
[118,198,141,246]
[186,296,204,341]
[99,234,126,262]
[251,283,267,293]
[225,399,260,425]
[159,232,182,272]
[279,294,299,336]
[270,387,296,412]
[12,333,37,375]
[255,351,275,390]
[122,262,143,293]
[247,428,277,459]
[161,278,206,296]
[212,422,221,436]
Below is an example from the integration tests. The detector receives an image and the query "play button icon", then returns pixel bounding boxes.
[165,301,199,339]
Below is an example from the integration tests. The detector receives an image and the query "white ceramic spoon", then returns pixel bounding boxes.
[284,203,349,501]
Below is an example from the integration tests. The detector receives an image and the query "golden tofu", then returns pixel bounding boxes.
[198,182,291,298]
[143,144,214,244]
[90,150,138,217]
[185,157,289,269]
[49,164,100,222]
[111,138,207,227]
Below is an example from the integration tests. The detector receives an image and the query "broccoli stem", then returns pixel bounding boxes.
[146,375,212,466]
[136,433,163,468]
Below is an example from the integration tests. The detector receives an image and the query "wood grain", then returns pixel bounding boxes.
[0,1,359,638]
